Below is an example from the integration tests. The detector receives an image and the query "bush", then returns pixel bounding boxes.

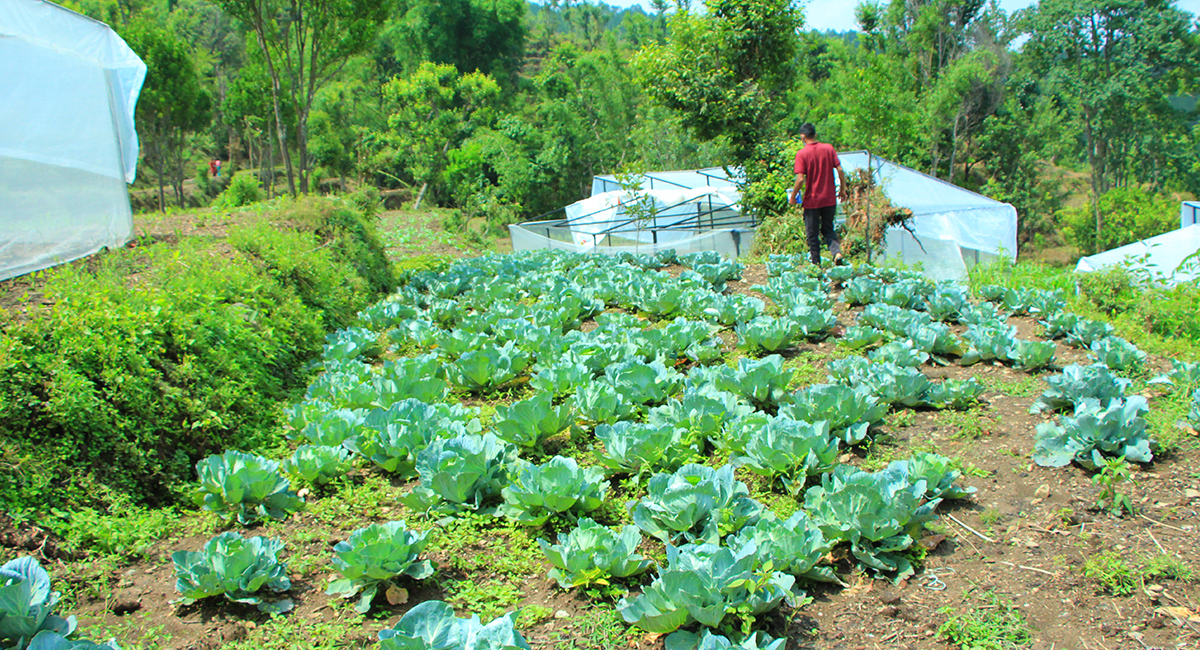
[214,172,264,208]
[0,198,393,514]
[1057,187,1178,255]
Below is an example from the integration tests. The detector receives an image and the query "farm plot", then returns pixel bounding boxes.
[41,250,1200,650]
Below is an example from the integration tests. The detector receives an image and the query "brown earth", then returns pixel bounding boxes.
[2,211,1199,650]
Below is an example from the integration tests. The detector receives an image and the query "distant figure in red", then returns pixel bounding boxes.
[215,159,222,177]
[789,123,847,266]
[209,159,218,178]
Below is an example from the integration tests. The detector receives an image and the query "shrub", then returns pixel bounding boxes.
[214,172,264,208]
[1057,187,1178,255]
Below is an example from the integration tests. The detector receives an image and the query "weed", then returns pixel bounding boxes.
[48,495,179,559]
[1083,550,1139,595]
[1054,507,1075,526]
[938,591,1032,650]
[978,374,1040,398]
[307,474,406,528]
[937,409,995,440]
[443,578,523,620]
[79,614,172,650]
[552,606,641,650]
[861,437,905,471]
[1091,456,1136,516]
[978,508,1003,526]
[888,410,916,429]
[432,513,542,578]
[220,612,372,650]
[516,605,554,629]
[1143,554,1194,582]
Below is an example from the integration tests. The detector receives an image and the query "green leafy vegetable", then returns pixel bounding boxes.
[377,600,531,650]
[1088,336,1147,373]
[193,451,304,525]
[1029,363,1131,414]
[400,434,517,517]
[497,457,607,526]
[326,521,435,614]
[779,384,887,445]
[596,421,701,477]
[492,393,576,450]
[538,518,652,589]
[630,464,763,544]
[1032,397,1155,469]
[172,532,293,613]
[0,557,76,649]
[281,445,354,486]
[734,418,839,493]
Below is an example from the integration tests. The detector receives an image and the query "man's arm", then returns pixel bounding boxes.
[790,173,805,205]
[836,165,848,201]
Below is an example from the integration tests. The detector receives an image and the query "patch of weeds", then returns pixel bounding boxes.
[516,604,554,629]
[888,410,916,429]
[555,605,642,650]
[1144,389,1197,456]
[936,409,996,440]
[221,612,372,650]
[978,508,1003,527]
[1143,554,1194,582]
[861,436,905,471]
[938,591,1032,650]
[783,352,827,389]
[432,513,542,578]
[443,578,523,620]
[1054,507,1075,526]
[48,497,179,559]
[978,374,1040,398]
[80,614,171,650]
[307,473,405,528]
[1083,550,1139,596]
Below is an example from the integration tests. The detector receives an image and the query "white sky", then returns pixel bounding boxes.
[599,0,1200,33]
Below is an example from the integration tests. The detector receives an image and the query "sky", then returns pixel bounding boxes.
[598,0,1200,33]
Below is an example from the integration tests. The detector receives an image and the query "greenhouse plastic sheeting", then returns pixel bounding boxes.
[509,223,756,259]
[1075,224,1200,287]
[1181,201,1200,229]
[591,167,738,195]
[839,151,1018,281]
[562,187,743,248]
[0,0,146,280]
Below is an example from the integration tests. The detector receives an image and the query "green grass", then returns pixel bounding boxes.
[938,591,1033,650]
[1083,550,1139,596]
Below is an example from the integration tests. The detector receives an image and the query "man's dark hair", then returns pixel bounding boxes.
[799,123,817,139]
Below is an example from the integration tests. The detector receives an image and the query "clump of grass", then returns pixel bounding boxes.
[938,591,1032,650]
[1083,550,1139,595]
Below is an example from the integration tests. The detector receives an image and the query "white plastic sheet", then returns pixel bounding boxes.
[0,0,145,280]
[1075,224,1200,287]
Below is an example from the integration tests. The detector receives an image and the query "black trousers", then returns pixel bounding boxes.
[803,204,841,265]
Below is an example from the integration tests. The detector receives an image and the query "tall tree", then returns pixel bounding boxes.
[385,0,526,81]
[212,0,392,195]
[123,18,213,210]
[1021,0,1197,248]
[632,0,803,161]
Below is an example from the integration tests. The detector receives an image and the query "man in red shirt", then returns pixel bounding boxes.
[789,123,848,265]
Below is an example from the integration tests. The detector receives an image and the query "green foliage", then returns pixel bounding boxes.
[538,518,652,589]
[492,393,576,450]
[193,450,305,525]
[777,383,887,446]
[0,557,76,648]
[616,541,797,635]
[734,418,839,493]
[49,497,178,558]
[630,464,764,545]
[377,600,531,650]
[497,456,608,526]
[214,173,264,208]
[937,592,1032,650]
[281,445,354,486]
[1030,363,1131,414]
[400,433,517,517]
[665,630,786,650]
[1032,397,1155,470]
[1083,551,1139,596]
[729,511,835,582]
[1057,187,1180,255]
[171,532,293,613]
[1091,456,1137,517]
[326,521,435,614]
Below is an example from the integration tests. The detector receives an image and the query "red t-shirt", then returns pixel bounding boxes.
[793,142,841,209]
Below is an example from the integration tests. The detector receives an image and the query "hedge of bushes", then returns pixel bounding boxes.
[0,196,393,516]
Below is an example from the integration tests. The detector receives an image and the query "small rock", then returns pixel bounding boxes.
[878,606,900,617]
[1185,489,1200,499]
[1145,584,1165,595]
[1034,484,1051,499]
[297,487,310,498]
[880,592,902,605]
[1031,498,1043,506]
[838,453,854,463]
[554,610,570,619]
[1148,616,1167,629]
[1024,540,1040,549]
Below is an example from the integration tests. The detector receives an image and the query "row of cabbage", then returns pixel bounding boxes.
[169,251,1002,649]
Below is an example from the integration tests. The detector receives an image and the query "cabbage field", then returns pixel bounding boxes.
[10,248,1199,650]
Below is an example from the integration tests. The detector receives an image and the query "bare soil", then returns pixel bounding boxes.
[3,214,1199,650]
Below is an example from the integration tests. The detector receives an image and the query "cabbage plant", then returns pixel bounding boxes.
[838,325,885,350]
[1040,311,1078,340]
[193,450,304,525]
[0,557,76,649]
[574,381,639,424]
[887,453,977,500]
[172,532,293,613]
[725,355,794,408]
[497,457,607,526]
[346,404,474,477]
[616,541,797,634]
[1033,397,1154,470]
[922,378,985,410]
[377,600,531,650]
[326,521,435,614]
[446,342,531,393]
[1089,336,1147,373]
[803,466,940,581]
[729,512,835,582]
[1148,359,1200,388]
[736,316,799,355]
[596,422,700,477]
[324,327,384,361]
[281,445,354,485]
[1066,318,1115,347]
[1009,339,1056,372]
[734,418,839,493]
[605,360,685,406]
[538,518,652,589]
[648,389,753,443]
[630,464,763,544]
[401,433,517,517]
[665,630,786,650]
[868,341,928,367]
[960,324,1016,365]
[778,384,887,445]
[529,361,592,399]
[491,393,575,450]
[1029,363,1131,414]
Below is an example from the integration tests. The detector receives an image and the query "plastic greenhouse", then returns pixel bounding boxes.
[0,0,146,280]
[510,154,1017,279]
[1074,204,1200,286]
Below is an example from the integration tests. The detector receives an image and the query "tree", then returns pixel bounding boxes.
[123,18,212,211]
[1021,0,1197,249]
[632,0,803,161]
[385,0,526,81]
[212,0,392,196]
